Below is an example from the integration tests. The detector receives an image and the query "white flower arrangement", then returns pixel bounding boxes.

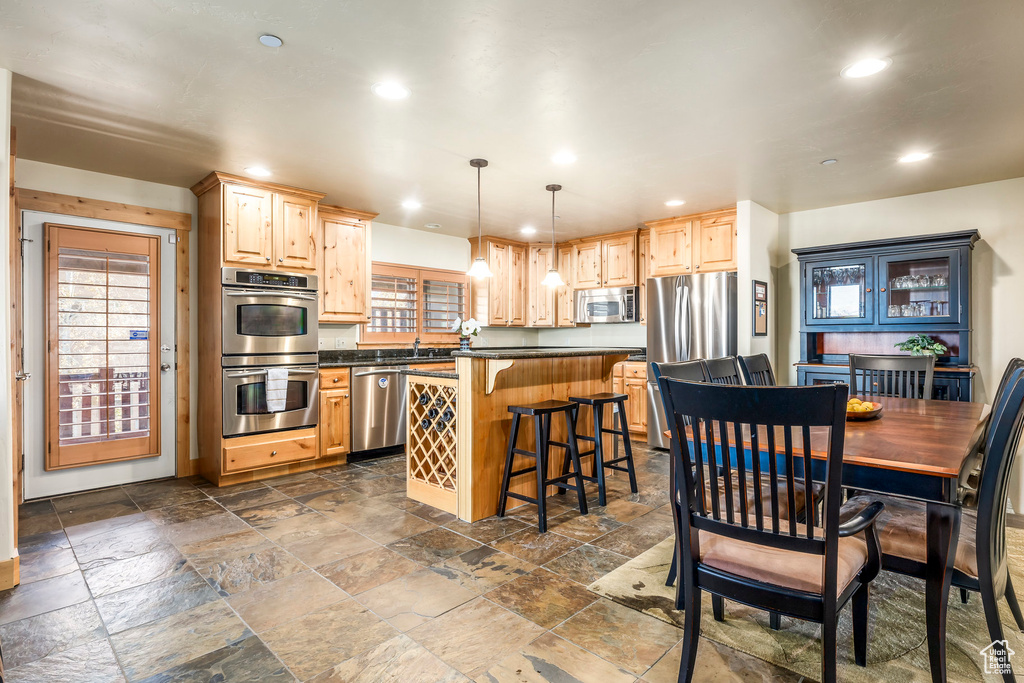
[451,317,482,337]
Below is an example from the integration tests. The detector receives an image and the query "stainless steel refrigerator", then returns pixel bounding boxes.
[647,272,737,448]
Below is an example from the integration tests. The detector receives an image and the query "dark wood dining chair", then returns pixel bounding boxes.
[739,353,776,386]
[659,377,883,683]
[961,358,1024,502]
[704,356,745,385]
[844,363,1024,683]
[848,353,935,399]
[650,359,710,385]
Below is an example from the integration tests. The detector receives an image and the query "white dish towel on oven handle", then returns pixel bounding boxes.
[265,368,290,413]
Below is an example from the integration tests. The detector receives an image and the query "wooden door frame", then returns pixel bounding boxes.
[15,188,192,478]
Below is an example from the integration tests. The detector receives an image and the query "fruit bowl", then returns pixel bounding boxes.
[846,399,883,421]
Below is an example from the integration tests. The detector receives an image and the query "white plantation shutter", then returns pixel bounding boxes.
[422,278,465,334]
[368,272,418,335]
[362,264,467,343]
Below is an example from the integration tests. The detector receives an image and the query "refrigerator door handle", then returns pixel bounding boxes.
[677,282,689,362]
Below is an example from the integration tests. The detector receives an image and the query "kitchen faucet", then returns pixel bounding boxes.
[413,337,420,358]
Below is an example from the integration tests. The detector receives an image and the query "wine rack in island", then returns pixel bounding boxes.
[407,376,458,514]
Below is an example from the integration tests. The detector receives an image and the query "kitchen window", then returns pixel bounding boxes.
[362,263,466,343]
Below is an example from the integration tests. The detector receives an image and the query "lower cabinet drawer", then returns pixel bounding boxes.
[222,428,318,473]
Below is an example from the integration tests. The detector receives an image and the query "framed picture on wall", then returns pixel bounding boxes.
[753,280,768,337]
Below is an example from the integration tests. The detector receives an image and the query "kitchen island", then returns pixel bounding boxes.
[404,347,641,521]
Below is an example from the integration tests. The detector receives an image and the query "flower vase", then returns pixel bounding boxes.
[460,336,471,351]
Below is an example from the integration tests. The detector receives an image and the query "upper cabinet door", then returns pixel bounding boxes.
[602,235,636,287]
[693,214,736,273]
[638,231,650,325]
[320,215,370,322]
[528,245,555,327]
[649,220,692,277]
[556,244,576,327]
[803,257,875,326]
[223,184,273,266]
[507,243,527,326]
[487,241,510,325]
[274,194,318,272]
[574,239,602,289]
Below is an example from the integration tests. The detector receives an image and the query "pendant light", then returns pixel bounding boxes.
[466,158,493,279]
[541,184,565,287]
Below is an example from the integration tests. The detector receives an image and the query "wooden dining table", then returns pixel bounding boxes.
[669,395,990,683]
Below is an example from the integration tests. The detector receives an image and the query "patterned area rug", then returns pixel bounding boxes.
[588,528,1024,682]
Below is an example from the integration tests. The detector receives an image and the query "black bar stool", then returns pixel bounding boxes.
[497,400,589,532]
[566,393,638,506]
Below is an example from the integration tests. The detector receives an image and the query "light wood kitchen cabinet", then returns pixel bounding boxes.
[644,207,737,276]
[573,239,603,289]
[614,361,648,435]
[602,233,636,287]
[556,244,576,327]
[638,230,650,325]
[528,245,556,327]
[274,194,318,271]
[574,232,637,288]
[222,184,274,266]
[469,237,528,327]
[647,217,693,277]
[319,369,350,459]
[319,204,377,323]
[693,210,737,272]
[193,172,326,273]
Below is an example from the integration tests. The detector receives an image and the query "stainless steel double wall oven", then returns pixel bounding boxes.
[221,268,319,437]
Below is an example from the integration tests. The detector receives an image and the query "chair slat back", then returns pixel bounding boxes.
[976,365,1024,586]
[660,379,848,569]
[739,353,776,386]
[650,360,710,384]
[705,356,745,385]
[848,354,935,399]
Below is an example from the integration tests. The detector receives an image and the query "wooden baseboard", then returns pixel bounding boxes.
[0,555,20,591]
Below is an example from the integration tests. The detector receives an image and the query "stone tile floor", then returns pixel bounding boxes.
[0,444,805,682]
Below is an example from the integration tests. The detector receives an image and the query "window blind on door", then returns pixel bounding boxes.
[56,247,152,445]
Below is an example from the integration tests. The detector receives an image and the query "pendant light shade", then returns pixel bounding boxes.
[543,183,565,287]
[466,159,493,279]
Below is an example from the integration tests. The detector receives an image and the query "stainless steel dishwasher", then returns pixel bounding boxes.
[350,365,409,451]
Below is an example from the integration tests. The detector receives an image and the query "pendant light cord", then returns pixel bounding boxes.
[550,188,556,250]
[477,165,483,253]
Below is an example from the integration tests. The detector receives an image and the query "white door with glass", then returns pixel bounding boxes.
[21,211,177,499]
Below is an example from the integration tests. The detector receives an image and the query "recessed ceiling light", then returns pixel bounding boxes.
[424,223,441,229]
[664,199,686,207]
[371,81,411,100]
[551,150,577,165]
[244,166,272,177]
[401,199,421,210]
[840,57,892,79]
[898,152,931,163]
[520,226,537,236]
[820,158,838,165]
[258,34,283,48]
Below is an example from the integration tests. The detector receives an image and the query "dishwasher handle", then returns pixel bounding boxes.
[353,369,405,378]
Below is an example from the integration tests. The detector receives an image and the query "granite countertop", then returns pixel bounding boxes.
[319,356,456,369]
[451,347,643,360]
[400,369,459,380]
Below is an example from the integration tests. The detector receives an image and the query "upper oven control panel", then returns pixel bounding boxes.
[222,267,318,291]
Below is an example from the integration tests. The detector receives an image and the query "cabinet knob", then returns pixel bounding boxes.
[333,377,339,383]
[270,450,278,456]
[343,394,349,398]
[265,256,271,262]
[866,288,872,293]
[349,280,354,285]
[278,257,284,263]
[880,287,886,292]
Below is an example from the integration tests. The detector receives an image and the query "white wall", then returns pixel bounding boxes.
[777,176,1024,507]
[1,68,15,565]
[535,323,646,348]
[15,160,200,464]
[736,201,780,360]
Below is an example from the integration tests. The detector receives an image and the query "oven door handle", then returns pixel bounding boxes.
[225,290,318,302]
[286,369,318,376]
[225,369,268,378]
[353,369,404,378]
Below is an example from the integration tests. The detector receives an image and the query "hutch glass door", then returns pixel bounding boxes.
[804,258,874,326]
[878,249,961,325]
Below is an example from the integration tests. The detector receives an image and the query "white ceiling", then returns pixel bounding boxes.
[2,0,1022,240]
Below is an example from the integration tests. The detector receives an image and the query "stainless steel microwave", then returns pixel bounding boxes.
[575,286,638,324]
